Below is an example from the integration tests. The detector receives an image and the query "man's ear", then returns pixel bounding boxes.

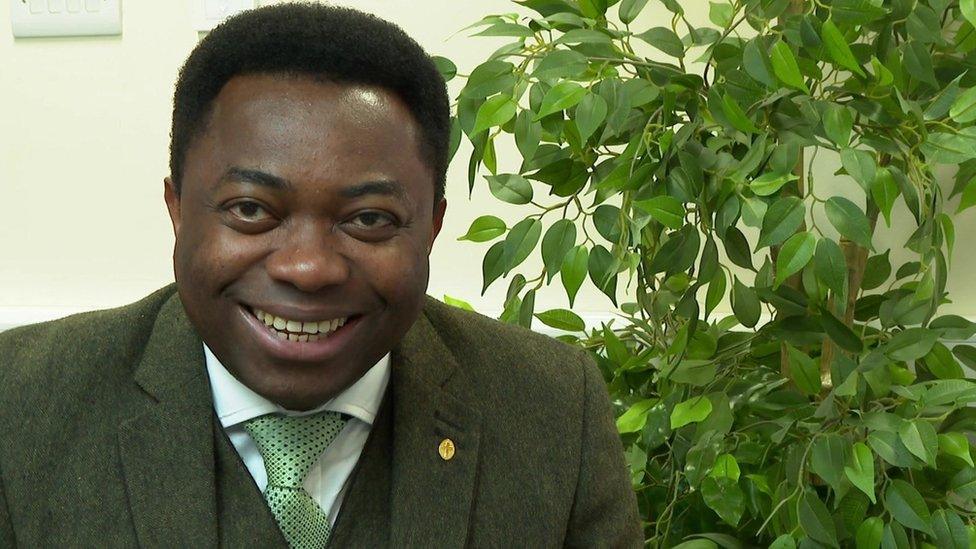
[163,177,182,235]
[428,198,447,254]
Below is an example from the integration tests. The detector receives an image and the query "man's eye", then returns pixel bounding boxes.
[350,211,395,228]
[228,201,272,221]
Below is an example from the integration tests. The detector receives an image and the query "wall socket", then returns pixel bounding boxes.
[9,0,122,37]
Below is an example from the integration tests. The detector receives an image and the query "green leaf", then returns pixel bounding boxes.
[618,0,649,24]
[708,1,732,27]
[824,104,854,147]
[799,492,840,547]
[924,343,964,380]
[933,509,969,549]
[869,431,916,467]
[635,196,685,229]
[708,453,741,481]
[588,244,617,304]
[535,308,585,332]
[841,149,877,191]
[671,541,718,549]
[885,479,933,535]
[574,93,608,144]
[964,0,976,29]
[750,172,798,196]
[616,398,657,433]
[922,128,976,164]
[462,60,516,99]
[825,197,873,249]
[458,215,507,242]
[950,86,976,124]
[815,238,847,299]
[775,232,816,287]
[882,522,909,549]
[517,288,535,328]
[758,196,805,248]
[514,110,542,162]
[845,442,877,504]
[541,220,577,283]
[770,534,796,549]
[501,218,542,273]
[731,277,760,328]
[721,93,760,134]
[705,269,726,318]
[871,167,898,226]
[886,328,940,362]
[787,344,822,395]
[670,396,713,429]
[487,174,534,205]
[534,81,588,119]
[724,228,754,270]
[431,56,457,82]
[821,19,866,77]
[635,27,684,58]
[442,294,474,311]
[810,434,847,493]
[903,40,938,87]
[701,476,744,527]
[821,307,863,353]
[856,517,884,549]
[743,37,775,87]
[770,40,809,93]
[533,50,588,81]
[939,433,974,466]
[950,467,976,499]
[553,28,612,45]
[472,22,534,37]
[560,245,588,307]
[861,250,891,290]
[482,241,506,294]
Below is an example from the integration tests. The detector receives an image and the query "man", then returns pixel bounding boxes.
[0,3,640,547]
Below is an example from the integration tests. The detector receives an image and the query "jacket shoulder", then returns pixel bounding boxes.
[0,285,178,397]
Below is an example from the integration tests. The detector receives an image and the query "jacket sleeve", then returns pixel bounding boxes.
[0,463,13,547]
[563,351,643,548]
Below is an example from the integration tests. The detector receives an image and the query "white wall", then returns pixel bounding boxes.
[2,1,976,328]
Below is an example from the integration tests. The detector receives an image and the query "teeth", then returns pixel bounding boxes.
[253,308,349,342]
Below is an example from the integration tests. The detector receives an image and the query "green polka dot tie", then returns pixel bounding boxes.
[244,411,348,549]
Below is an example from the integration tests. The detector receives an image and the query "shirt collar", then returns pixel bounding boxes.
[203,344,391,428]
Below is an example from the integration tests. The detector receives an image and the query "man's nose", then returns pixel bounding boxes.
[265,224,351,293]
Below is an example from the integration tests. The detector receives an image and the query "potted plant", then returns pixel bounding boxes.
[442,0,976,546]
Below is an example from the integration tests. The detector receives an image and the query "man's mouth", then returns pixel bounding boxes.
[250,307,349,342]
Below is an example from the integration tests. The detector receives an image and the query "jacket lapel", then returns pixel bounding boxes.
[117,293,220,547]
[388,304,483,547]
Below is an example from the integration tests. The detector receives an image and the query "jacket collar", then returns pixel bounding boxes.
[119,291,223,547]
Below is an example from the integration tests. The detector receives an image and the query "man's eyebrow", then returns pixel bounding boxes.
[219,167,293,190]
[340,180,409,201]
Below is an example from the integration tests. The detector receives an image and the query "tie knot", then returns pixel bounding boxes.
[244,411,347,488]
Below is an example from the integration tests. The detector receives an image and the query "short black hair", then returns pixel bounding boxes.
[169,2,450,202]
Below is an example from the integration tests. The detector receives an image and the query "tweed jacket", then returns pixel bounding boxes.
[0,284,641,547]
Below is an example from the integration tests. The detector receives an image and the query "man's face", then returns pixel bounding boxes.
[164,73,446,410]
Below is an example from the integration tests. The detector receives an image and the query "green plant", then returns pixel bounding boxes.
[442,0,976,546]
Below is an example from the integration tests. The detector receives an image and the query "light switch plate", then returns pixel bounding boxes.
[188,0,255,32]
[9,0,122,37]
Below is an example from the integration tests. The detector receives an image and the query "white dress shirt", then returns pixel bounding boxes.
[203,344,391,526]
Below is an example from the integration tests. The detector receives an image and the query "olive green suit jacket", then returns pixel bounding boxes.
[0,285,641,547]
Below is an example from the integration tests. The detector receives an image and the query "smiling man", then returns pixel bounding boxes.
[0,3,640,548]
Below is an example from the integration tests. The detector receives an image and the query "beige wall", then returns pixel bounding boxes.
[2,1,975,325]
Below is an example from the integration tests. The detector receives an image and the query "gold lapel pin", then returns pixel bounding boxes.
[438,438,456,461]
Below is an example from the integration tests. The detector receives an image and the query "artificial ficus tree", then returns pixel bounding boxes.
[444,0,976,546]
